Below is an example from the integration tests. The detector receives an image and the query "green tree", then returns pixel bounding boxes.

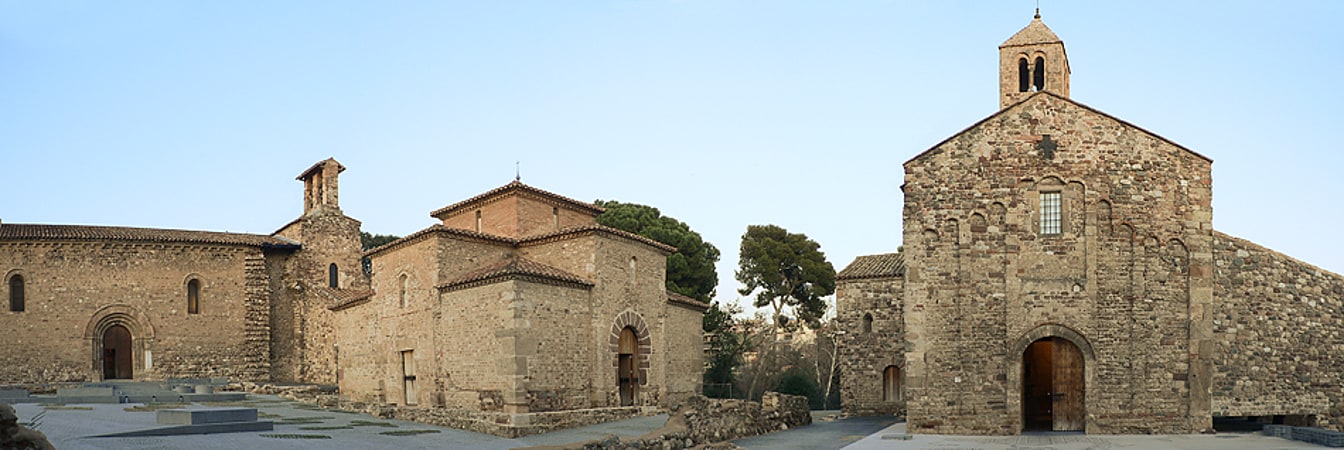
[736,225,835,329]
[594,200,720,303]
[702,300,744,398]
[360,232,400,251]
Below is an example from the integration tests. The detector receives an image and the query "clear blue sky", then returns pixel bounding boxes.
[3,1,1341,316]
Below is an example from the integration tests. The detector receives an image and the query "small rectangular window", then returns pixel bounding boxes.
[1040,192,1062,235]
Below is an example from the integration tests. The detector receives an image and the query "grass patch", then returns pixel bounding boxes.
[278,416,333,424]
[258,412,284,418]
[43,405,93,411]
[259,433,332,439]
[380,429,441,436]
[123,403,189,412]
[349,420,398,428]
[298,425,353,430]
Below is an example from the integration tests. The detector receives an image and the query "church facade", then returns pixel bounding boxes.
[837,16,1344,434]
[0,158,705,414]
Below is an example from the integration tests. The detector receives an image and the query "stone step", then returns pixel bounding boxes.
[157,408,258,425]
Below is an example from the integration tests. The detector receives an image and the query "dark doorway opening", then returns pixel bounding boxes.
[618,327,639,406]
[102,324,133,380]
[1022,337,1084,431]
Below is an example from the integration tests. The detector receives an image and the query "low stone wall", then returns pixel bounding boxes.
[518,392,812,450]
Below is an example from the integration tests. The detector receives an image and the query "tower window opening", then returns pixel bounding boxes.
[329,263,339,288]
[1033,57,1046,91]
[1018,58,1030,92]
[8,275,24,312]
[475,210,482,232]
[187,279,200,314]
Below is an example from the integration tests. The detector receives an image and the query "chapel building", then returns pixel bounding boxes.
[0,159,705,416]
[836,14,1344,434]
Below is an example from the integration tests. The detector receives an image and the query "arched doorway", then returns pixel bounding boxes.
[103,324,133,379]
[617,327,639,406]
[1022,336,1084,431]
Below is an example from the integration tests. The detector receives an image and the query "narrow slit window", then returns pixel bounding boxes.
[329,263,339,288]
[9,275,24,312]
[862,313,873,334]
[475,210,482,232]
[1040,192,1062,235]
[187,279,200,314]
[399,274,409,308]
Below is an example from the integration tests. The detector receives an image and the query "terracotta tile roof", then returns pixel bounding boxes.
[0,223,300,249]
[837,252,905,281]
[296,157,345,180]
[667,291,709,312]
[429,180,605,220]
[362,224,515,258]
[520,224,678,253]
[1001,16,1063,47]
[438,256,594,292]
[317,287,376,311]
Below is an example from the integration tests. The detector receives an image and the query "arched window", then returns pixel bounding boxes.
[187,279,200,314]
[861,313,873,334]
[1033,56,1046,91]
[8,275,24,312]
[1018,58,1030,92]
[329,263,339,288]
[883,365,902,402]
[399,274,409,308]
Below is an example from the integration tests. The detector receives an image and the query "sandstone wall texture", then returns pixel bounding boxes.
[0,240,273,383]
[1211,232,1344,430]
[836,274,905,417]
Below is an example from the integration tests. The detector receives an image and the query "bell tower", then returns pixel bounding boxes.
[999,10,1070,109]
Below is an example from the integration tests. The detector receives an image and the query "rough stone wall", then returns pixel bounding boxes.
[271,209,365,384]
[1211,232,1344,429]
[900,93,1213,434]
[662,301,706,405]
[836,276,905,417]
[512,281,595,412]
[0,241,266,383]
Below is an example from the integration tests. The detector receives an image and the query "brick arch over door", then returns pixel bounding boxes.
[1006,323,1096,433]
[84,304,156,380]
[608,310,652,386]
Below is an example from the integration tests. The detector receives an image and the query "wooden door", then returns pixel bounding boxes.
[618,327,638,406]
[103,325,133,379]
[1051,338,1085,431]
[1022,339,1053,430]
[401,350,418,406]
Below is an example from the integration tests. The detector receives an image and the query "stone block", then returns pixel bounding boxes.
[156,408,258,425]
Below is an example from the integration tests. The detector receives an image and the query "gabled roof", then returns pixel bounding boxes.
[667,291,710,312]
[318,287,377,311]
[363,223,677,258]
[429,180,605,220]
[905,91,1213,167]
[0,223,301,249]
[437,256,594,292]
[837,252,905,281]
[1001,16,1062,48]
[296,157,345,180]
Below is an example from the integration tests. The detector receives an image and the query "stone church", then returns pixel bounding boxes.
[837,15,1344,434]
[0,158,705,416]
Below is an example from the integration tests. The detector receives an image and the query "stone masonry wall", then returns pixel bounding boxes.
[836,276,905,417]
[1211,232,1344,430]
[901,92,1214,434]
[0,241,265,383]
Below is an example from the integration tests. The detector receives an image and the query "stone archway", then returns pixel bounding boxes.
[1008,324,1095,433]
[608,311,651,406]
[84,304,155,381]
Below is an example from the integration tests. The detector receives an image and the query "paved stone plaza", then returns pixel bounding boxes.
[8,397,1330,450]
